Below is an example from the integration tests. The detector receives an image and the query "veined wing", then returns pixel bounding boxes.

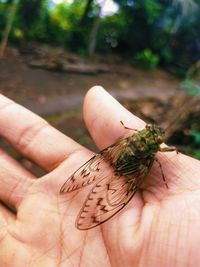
[60,136,131,194]
[76,157,153,230]
[60,154,102,193]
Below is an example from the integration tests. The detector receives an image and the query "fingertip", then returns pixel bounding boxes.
[83,86,145,149]
[83,85,117,130]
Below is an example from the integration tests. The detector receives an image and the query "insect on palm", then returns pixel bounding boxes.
[60,122,177,230]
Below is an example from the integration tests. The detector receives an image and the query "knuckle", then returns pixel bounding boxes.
[16,121,49,153]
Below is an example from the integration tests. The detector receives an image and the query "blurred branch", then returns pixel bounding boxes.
[165,60,200,140]
[187,60,200,79]
[0,0,19,58]
[164,93,200,141]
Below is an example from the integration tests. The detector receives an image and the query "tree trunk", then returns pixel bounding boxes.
[88,0,107,56]
[79,0,94,26]
[88,15,101,56]
[0,0,19,58]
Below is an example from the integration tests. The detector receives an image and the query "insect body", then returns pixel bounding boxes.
[60,124,176,230]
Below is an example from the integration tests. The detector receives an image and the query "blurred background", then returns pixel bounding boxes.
[0,0,200,175]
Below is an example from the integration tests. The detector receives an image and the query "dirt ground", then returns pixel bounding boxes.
[0,46,181,175]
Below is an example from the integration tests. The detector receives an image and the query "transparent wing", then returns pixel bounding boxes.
[60,137,130,194]
[60,155,104,193]
[76,157,153,230]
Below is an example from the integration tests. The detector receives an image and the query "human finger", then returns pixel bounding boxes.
[83,86,145,149]
[0,149,34,208]
[0,94,83,171]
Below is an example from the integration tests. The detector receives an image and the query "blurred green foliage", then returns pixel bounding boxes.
[0,0,200,74]
[188,129,200,160]
[181,79,200,96]
[180,71,200,159]
[133,48,159,69]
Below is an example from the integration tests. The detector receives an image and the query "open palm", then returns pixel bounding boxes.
[0,86,199,267]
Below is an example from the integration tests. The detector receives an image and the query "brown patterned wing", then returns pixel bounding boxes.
[60,137,130,194]
[76,166,149,230]
[60,155,105,193]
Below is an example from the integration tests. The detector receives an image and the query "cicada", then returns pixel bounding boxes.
[60,123,176,230]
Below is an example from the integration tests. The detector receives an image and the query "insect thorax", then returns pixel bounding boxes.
[129,124,164,156]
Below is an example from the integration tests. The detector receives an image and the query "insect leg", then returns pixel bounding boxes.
[154,157,168,188]
[120,121,138,131]
[128,157,155,193]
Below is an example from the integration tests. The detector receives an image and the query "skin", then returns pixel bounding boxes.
[0,86,199,267]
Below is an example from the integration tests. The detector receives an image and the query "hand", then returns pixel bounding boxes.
[0,87,199,267]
